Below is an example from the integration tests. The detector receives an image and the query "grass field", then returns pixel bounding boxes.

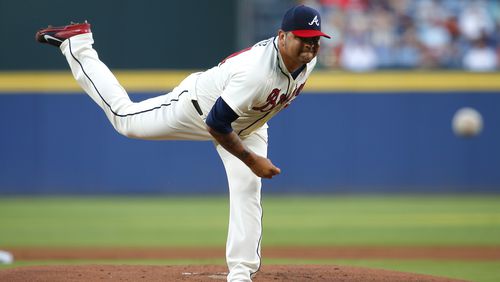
[1,195,500,281]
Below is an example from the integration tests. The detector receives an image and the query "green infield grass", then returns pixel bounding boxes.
[1,195,499,246]
[0,195,499,281]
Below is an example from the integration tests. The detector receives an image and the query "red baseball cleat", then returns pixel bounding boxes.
[35,21,91,47]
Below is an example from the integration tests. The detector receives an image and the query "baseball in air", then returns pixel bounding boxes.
[452,107,483,137]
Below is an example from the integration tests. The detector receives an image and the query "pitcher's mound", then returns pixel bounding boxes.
[0,264,468,281]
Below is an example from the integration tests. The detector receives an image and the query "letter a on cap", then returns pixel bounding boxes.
[308,15,320,26]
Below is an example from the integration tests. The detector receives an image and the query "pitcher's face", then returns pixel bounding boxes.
[280,31,320,65]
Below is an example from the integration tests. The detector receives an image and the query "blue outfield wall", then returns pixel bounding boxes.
[0,91,499,194]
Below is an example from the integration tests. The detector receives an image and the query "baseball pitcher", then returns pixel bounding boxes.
[35,5,330,282]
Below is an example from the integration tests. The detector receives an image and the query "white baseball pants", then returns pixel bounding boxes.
[60,33,266,282]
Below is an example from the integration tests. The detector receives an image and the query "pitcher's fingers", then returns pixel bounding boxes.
[272,166,281,175]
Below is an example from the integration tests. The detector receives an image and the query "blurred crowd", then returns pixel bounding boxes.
[301,0,500,71]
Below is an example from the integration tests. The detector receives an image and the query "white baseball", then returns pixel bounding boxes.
[452,107,483,137]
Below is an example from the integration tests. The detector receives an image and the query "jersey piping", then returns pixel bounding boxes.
[237,112,271,136]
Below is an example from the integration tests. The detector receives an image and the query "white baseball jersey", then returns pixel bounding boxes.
[195,36,317,137]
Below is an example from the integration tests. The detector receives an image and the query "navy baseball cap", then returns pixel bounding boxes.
[281,5,331,39]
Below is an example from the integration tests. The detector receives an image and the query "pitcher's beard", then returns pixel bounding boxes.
[299,51,316,63]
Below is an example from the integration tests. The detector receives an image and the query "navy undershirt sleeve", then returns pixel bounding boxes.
[206,97,239,134]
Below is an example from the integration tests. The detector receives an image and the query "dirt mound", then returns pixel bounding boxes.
[0,264,469,282]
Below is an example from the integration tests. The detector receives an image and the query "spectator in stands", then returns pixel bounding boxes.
[463,36,498,71]
[307,0,500,71]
